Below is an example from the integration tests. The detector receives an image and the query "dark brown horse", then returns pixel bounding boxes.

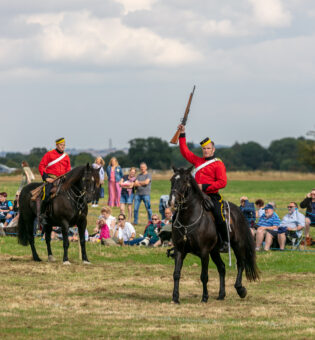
[169,167,259,303]
[18,164,100,264]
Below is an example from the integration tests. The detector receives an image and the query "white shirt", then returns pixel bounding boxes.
[114,222,136,241]
[106,215,116,230]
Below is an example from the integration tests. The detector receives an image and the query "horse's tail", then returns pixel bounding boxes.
[230,203,260,281]
[17,208,29,246]
[17,183,39,246]
[243,224,260,281]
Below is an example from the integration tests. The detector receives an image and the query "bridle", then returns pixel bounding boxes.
[171,173,205,241]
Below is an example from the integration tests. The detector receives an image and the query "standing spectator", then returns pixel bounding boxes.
[255,199,265,218]
[239,196,256,229]
[133,162,152,225]
[0,192,13,226]
[255,204,280,251]
[106,157,123,207]
[91,157,105,207]
[19,161,35,191]
[113,214,136,245]
[300,188,315,246]
[119,167,137,221]
[159,195,169,220]
[264,202,305,251]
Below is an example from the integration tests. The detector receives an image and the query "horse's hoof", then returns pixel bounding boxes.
[171,300,180,304]
[201,299,208,303]
[216,295,225,300]
[83,261,91,265]
[48,255,56,262]
[34,257,42,262]
[237,287,247,299]
[63,261,71,265]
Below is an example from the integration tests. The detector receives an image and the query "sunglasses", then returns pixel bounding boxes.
[152,218,158,220]
[118,218,125,221]
[287,206,295,208]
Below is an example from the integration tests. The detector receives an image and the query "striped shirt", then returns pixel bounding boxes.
[257,212,280,228]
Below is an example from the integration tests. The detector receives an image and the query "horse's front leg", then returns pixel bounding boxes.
[77,216,89,264]
[200,253,209,303]
[210,250,226,300]
[44,225,56,262]
[172,248,186,304]
[61,222,70,264]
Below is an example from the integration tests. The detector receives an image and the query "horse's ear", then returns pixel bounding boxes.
[187,165,194,173]
[172,165,178,173]
[86,163,90,169]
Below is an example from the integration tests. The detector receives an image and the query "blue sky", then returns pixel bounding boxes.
[0,0,314,152]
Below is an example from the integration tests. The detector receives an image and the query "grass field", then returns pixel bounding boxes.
[0,174,315,339]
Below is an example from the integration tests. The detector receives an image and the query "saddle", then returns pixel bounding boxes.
[30,178,64,201]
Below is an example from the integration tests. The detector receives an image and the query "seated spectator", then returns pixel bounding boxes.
[113,214,136,245]
[264,202,305,251]
[154,208,173,247]
[255,204,280,251]
[0,192,14,227]
[128,214,164,246]
[3,191,20,235]
[300,188,315,246]
[159,195,169,220]
[255,199,265,219]
[239,196,256,231]
[119,167,137,221]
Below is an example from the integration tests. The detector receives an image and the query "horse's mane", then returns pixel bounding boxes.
[188,173,207,202]
[62,166,85,190]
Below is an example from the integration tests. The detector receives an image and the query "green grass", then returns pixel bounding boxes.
[1,175,315,339]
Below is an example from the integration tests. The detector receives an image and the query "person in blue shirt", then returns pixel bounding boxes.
[264,202,305,251]
[239,196,256,233]
[255,203,280,251]
[0,192,14,226]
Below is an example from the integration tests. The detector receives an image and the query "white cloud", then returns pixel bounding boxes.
[248,0,292,27]
[115,0,156,13]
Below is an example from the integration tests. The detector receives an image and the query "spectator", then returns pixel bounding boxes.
[255,204,280,251]
[91,157,105,207]
[106,157,123,207]
[133,162,152,225]
[154,208,173,247]
[113,214,136,245]
[90,207,116,242]
[264,202,305,251]
[0,192,13,227]
[3,191,20,231]
[239,196,256,230]
[18,161,35,191]
[159,195,169,220]
[119,167,137,221]
[255,199,265,218]
[128,214,164,246]
[300,188,315,246]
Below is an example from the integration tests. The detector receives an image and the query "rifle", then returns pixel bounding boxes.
[170,85,196,144]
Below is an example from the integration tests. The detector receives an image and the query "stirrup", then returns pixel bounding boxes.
[219,241,229,253]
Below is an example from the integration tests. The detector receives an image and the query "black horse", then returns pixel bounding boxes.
[18,164,100,264]
[169,167,259,303]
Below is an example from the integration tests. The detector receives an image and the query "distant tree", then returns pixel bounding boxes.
[73,153,94,166]
[105,151,130,168]
[128,137,172,169]
[298,139,315,170]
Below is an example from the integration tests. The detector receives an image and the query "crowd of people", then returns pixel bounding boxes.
[1,151,315,253]
[239,190,315,250]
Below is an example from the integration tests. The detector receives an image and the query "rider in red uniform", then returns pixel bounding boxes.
[38,138,71,225]
[178,124,228,252]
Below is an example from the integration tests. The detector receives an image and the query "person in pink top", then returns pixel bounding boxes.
[106,157,123,207]
[98,218,110,240]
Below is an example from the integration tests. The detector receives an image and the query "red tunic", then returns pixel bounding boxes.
[38,149,71,179]
[179,136,227,194]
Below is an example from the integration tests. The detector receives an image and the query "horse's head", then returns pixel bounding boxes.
[169,165,194,209]
[82,163,99,202]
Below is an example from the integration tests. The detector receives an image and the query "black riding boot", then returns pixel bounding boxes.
[39,199,49,227]
[217,222,229,253]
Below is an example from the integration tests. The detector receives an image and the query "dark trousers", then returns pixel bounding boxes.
[207,193,228,242]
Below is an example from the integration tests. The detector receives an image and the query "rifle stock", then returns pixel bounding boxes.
[170,85,195,145]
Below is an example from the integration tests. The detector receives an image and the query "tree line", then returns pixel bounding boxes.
[1,136,314,172]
